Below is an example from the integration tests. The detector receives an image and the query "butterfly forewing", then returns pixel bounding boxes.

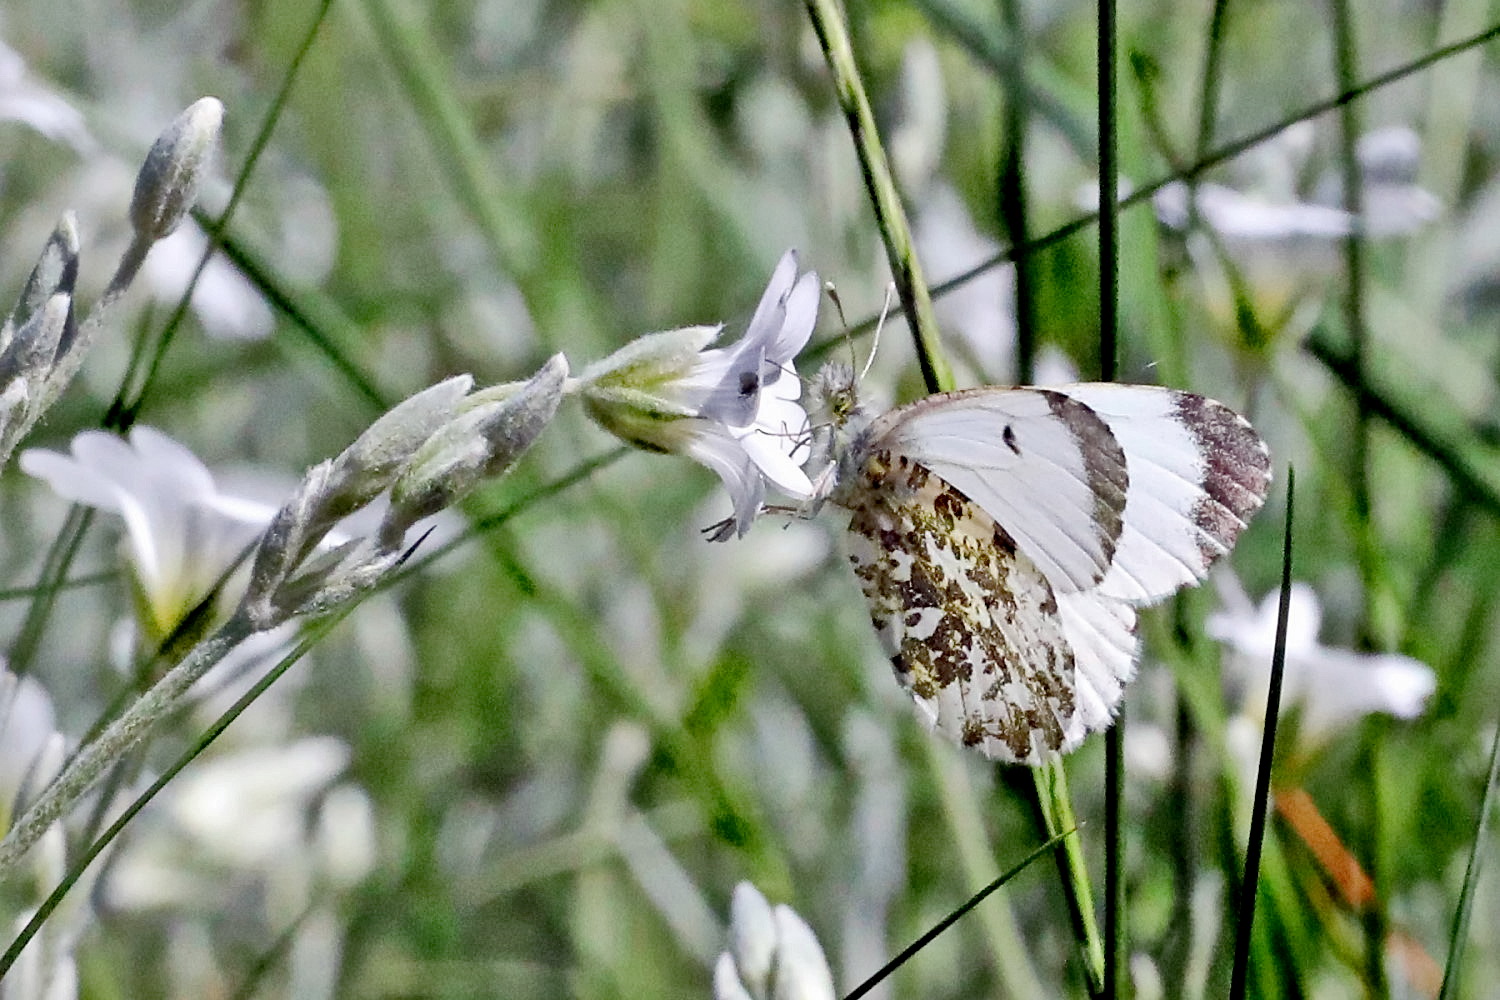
[1056,385,1272,602]
[870,388,1131,593]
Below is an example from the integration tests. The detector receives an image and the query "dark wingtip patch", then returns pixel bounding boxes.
[1173,393,1272,565]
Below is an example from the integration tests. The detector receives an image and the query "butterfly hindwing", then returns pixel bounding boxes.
[844,446,1107,762]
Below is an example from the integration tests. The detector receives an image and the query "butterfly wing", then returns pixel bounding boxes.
[871,384,1270,605]
[843,447,1113,762]
[1055,384,1271,603]
[845,384,1269,761]
[864,387,1130,593]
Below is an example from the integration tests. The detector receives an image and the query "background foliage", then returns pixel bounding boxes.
[2,0,1499,997]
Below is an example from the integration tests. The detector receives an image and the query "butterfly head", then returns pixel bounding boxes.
[806,360,879,502]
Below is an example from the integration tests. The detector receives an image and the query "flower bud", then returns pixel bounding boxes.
[0,294,70,384]
[323,374,475,517]
[129,97,224,242]
[7,213,79,345]
[384,355,567,541]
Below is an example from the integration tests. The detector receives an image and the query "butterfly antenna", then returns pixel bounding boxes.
[823,280,859,371]
[859,283,895,383]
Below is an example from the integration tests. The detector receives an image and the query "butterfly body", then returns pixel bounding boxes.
[811,364,1271,764]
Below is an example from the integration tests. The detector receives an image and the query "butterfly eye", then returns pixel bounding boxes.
[738,370,760,398]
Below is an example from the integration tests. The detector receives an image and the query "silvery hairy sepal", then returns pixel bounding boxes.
[320,374,475,525]
[240,357,565,626]
[383,354,568,547]
[0,295,72,458]
[0,295,71,389]
[129,97,224,244]
[0,215,79,461]
[242,460,340,628]
[3,213,80,354]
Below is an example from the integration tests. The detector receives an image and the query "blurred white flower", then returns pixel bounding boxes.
[20,427,278,641]
[103,737,375,915]
[1209,581,1436,748]
[714,882,835,1000]
[912,183,1017,384]
[0,668,86,1000]
[0,39,92,152]
[141,224,275,341]
[579,250,820,537]
[1154,125,1439,351]
[0,668,65,837]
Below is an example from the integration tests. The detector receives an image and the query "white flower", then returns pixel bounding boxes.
[20,428,278,640]
[912,183,1017,384]
[0,39,93,152]
[0,668,65,839]
[1153,124,1438,350]
[1,667,87,1000]
[579,250,820,537]
[142,224,275,341]
[714,882,835,1000]
[1208,581,1436,747]
[103,737,375,917]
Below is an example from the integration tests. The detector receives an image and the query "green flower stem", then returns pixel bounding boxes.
[925,741,1047,997]
[359,0,599,349]
[115,0,333,431]
[811,19,1500,365]
[803,0,953,395]
[1033,760,1106,992]
[0,612,254,881]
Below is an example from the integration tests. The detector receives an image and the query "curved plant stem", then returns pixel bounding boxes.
[803,0,953,394]
[1229,468,1295,1000]
[0,614,254,880]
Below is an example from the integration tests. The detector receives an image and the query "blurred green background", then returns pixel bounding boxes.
[3,0,1500,997]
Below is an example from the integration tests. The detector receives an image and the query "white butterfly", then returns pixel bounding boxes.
[808,363,1271,764]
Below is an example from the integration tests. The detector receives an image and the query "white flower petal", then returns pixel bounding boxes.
[770,906,835,1000]
[1213,581,1437,746]
[740,432,813,500]
[768,269,820,363]
[23,427,281,634]
[19,446,126,512]
[714,952,756,1000]
[681,425,766,536]
[746,250,799,347]
[728,882,777,997]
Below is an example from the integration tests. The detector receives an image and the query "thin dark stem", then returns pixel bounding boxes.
[1437,703,1500,999]
[6,507,93,677]
[1228,468,1295,1000]
[801,17,1500,363]
[1097,0,1122,993]
[109,0,337,429]
[843,830,1071,1000]
[0,624,325,979]
[997,0,1037,385]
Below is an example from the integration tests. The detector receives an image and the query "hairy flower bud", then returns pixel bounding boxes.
[384,355,567,543]
[129,97,224,243]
